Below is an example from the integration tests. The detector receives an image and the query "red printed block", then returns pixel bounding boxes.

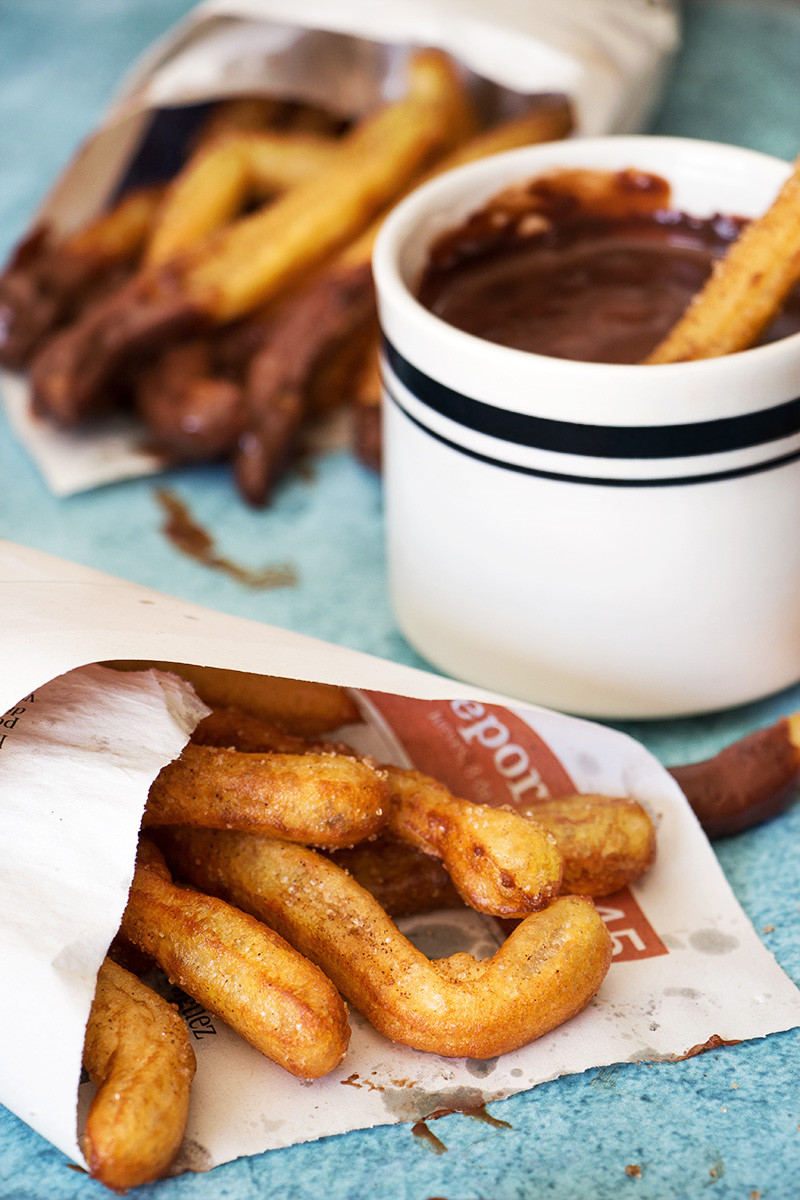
[595,890,668,963]
[363,691,576,808]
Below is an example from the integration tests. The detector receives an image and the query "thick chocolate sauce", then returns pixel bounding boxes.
[154,487,298,589]
[417,168,800,363]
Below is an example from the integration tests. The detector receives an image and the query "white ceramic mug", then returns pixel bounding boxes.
[373,136,800,719]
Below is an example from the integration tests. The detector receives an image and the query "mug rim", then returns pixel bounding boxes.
[372,134,800,426]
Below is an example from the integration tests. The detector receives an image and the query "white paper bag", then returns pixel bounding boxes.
[2,0,679,496]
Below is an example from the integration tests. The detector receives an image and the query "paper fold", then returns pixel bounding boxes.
[0,661,208,1165]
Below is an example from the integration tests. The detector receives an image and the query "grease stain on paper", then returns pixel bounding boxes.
[341,1074,513,1152]
[689,929,739,956]
[381,1084,490,1123]
[170,1138,213,1175]
[465,1057,499,1078]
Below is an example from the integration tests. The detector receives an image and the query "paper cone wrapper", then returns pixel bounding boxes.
[0,538,797,1178]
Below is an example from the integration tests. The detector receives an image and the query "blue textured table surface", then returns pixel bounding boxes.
[1,3,799,1198]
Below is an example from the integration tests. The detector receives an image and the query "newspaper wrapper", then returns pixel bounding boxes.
[1,537,799,1179]
[1,0,679,496]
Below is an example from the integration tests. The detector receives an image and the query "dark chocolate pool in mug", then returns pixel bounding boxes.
[417,168,800,364]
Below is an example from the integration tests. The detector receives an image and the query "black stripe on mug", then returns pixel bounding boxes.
[383,338,800,460]
[384,381,800,488]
